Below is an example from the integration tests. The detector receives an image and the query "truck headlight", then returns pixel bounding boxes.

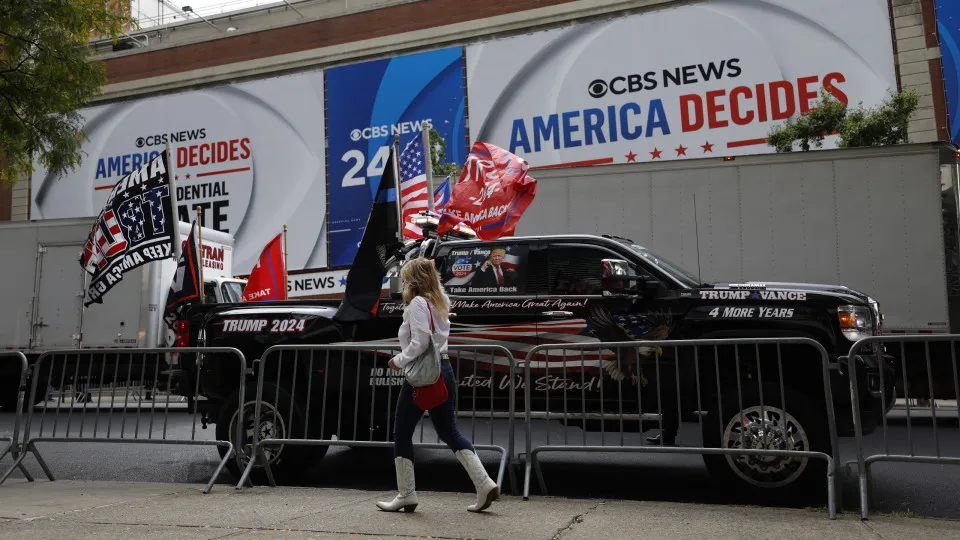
[838,305,874,341]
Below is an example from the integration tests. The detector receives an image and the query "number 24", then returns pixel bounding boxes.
[342,146,391,187]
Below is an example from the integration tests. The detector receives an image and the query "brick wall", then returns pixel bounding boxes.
[103,0,579,85]
[892,0,950,142]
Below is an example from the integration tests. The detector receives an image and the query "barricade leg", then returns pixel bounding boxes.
[0,352,35,484]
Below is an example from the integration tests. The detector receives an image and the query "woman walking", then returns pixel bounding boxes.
[376,258,500,513]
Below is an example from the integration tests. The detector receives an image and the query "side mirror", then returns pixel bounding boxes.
[601,259,639,296]
[601,259,632,279]
[389,276,403,299]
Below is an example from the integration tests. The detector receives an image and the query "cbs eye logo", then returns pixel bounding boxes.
[587,79,608,99]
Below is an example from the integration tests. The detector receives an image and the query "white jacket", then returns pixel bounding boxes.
[391,296,450,369]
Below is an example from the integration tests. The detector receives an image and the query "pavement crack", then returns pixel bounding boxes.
[551,499,604,540]
[861,520,889,540]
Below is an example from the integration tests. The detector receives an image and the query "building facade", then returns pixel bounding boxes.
[2,0,953,271]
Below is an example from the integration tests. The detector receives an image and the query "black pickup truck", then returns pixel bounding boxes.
[172,233,891,495]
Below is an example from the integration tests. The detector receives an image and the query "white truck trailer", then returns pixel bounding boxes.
[0,218,246,410]
[520,142,960,337]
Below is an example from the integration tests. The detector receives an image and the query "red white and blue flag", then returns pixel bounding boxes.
[437,142,537,241]
[241,233,286,302]
[399,135,453,239]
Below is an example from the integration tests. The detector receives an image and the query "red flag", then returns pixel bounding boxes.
[241,234,287,302]
[437,142,536,241]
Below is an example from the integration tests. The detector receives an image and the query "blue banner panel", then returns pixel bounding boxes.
[937,1,960,144]
[326,47,466,267]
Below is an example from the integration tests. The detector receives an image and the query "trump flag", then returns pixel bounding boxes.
[80,150,178,307]
[242,234,286,302]
[437,142,536,241]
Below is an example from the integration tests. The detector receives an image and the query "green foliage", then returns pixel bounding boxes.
[428,127,461,179]
[0,0,130,185]
[766,89,920,152]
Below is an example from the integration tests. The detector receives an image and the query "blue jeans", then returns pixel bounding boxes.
[394,359,474,460]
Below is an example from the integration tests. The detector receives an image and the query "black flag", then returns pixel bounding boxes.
[334,145,402,323]
[164,220,202,331]
[81,150,178,307]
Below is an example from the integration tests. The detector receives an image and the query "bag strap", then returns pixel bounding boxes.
[425,300,436,332]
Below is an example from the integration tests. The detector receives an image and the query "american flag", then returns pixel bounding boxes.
[399,135,451,239]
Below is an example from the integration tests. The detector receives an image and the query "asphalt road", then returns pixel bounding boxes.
[2,407,959,520]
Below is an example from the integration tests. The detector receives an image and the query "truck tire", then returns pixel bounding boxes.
[217,383,328,483]
[701,383,830,501]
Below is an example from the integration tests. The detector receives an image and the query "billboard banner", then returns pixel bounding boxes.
[30,71,327,274]
[466,0,897,167]
[326,46,466,268]
[936,0,960,144]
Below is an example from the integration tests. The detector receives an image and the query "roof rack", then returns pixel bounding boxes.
[601,234,634,243]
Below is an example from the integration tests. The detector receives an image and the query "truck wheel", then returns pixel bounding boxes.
[216,383,328,483]
[702,383,830,500]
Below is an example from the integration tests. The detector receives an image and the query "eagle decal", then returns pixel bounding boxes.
[587,306,673,385]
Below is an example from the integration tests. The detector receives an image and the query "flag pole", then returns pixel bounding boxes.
[197,205,205,304]
[165,142,182,260]
[392,135,404,244]
[282,224,289,300]
[422,125,435,213]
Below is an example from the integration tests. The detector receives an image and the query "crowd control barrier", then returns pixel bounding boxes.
[235,344,518,492]
[0,348,247,493]
[521,337,840,519]
[0,351,33,482]
[847,335,960,519]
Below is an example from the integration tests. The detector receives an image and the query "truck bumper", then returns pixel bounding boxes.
[830,352,896,437]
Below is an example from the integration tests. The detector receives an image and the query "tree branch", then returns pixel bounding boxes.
[0,54,31,76]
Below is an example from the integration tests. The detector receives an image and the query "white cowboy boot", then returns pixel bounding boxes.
[376,457,419,512]
[455,450,499,512]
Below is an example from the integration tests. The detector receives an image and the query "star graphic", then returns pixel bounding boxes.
[185,173,191,179]
[339,276,347,286]
[140,183,148,192]
[650,148,663,160]
[625,151,637,162]
[175,175,179,180]
[676,145,688,157]
[702,141,714,153]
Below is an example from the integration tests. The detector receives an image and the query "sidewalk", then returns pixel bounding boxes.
[0,480,958,540]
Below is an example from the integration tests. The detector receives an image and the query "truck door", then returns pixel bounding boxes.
[435,241,548,410]
[538,242,671,428]
[32,244,86,349]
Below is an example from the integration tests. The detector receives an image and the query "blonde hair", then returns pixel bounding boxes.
[401,258,450,318]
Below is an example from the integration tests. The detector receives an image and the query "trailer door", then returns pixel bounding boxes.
[32,244,85,349]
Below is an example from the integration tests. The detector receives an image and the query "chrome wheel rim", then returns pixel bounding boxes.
[722,405,810,488]
[229,400,287,469]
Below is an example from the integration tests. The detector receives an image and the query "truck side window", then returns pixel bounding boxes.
[204,283,218,304]
[547,247,608,295]
[440,244,529,296]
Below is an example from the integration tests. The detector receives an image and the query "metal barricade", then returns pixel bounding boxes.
[0,347,246,493]
[235,344,518,493]
[522,338,840,519]
[0,352,33,482]
[847,335,960,519]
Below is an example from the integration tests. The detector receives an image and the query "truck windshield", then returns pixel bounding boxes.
[221,281,245,303]
[620,242,704,288]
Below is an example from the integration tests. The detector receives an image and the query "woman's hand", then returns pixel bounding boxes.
[388,358,401,371]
